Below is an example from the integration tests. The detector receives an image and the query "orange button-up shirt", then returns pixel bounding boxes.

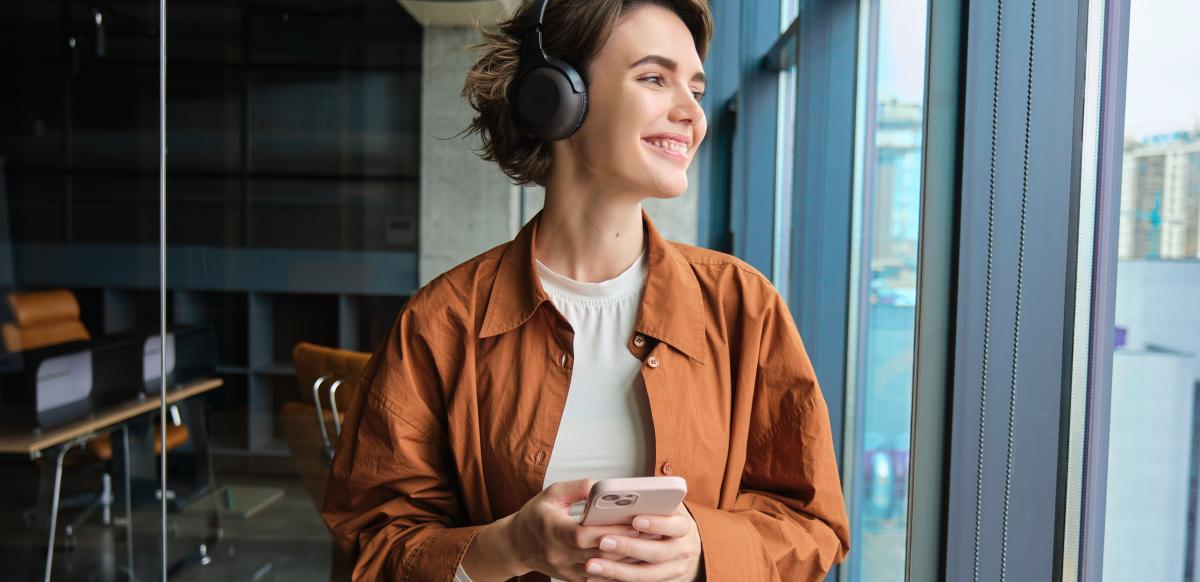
[322,211,850,581]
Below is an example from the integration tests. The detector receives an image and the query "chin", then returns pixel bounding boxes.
[631,167,689,200]
[645,181,687,200]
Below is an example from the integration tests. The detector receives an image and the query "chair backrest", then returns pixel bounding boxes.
[292,342,371,412]
[283,342,371,530]
[2,289,91,352]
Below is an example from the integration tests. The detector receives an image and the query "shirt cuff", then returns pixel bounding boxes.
[683,501,764,581]
[393,525,484,582]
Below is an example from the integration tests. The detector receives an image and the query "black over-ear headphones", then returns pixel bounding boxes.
[511,0,588,141]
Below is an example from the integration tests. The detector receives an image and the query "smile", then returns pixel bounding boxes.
[641,138,689,161]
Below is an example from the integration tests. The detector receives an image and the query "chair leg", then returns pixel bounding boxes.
[101,472,112,525]
[62,472,113,543]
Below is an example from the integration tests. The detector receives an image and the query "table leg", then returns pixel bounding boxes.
[33,441,76,582]
[120,426,135,580]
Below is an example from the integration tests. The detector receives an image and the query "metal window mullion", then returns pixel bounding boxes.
[906,0,966,578]
[945,0,1091,580]
[1075,0,1132,580]
[729,0,781,275]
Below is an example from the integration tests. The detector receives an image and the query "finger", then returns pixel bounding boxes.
[597,533,679,564]
[544,478,597,507]
[572,524,643,548]
[631,514,690,538]
[553,520,640,548]
[585,576,624,582]
[586,557,679,582]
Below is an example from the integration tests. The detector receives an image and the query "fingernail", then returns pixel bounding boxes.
[633,517,650,529]
[587,562,603,575]
[600,537,617,551]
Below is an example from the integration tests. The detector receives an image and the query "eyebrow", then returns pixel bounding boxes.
[630,54,707,85]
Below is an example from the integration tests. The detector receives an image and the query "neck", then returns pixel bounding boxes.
[534,178,646,284]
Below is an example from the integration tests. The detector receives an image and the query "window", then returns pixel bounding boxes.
[844,0,929,580]
[1099,1,1200,579]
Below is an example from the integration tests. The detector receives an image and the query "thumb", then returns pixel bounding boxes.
[545,478,595,506]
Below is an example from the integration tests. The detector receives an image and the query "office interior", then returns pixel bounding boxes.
[0,0,1194,580]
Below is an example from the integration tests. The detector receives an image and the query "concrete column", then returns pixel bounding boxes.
[419,26,521,285]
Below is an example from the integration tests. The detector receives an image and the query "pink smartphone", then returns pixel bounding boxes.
[579,476,687,526]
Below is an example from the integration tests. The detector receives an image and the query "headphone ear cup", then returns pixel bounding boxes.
[513,61,588,141]
[570,80,589,136]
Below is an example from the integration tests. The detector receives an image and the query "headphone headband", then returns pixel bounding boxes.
[517,0,550,36]
[515,0,584,94]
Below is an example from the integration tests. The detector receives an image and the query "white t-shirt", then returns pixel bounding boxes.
[456,251,654,582]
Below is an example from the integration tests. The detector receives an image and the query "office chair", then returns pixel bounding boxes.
[282,342,371,582]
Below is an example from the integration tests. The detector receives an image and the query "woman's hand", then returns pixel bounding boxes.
[581,503,703,582]
[499,479,643,581]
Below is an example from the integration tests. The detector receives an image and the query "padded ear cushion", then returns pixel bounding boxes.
[514,61,588,141]
[566,69,589,136]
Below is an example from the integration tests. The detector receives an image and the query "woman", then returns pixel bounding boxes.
[321,1,850,581]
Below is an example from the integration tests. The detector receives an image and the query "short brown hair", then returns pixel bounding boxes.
[461,0,713,186]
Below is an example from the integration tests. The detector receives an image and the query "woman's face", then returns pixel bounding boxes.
[557,4,708,200]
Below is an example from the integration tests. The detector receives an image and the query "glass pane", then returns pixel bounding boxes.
[773,1,798,299]
[162,2,421,580]
[0,0,166,579]
[845,0,929,580]
[773,64,796,298]
[1102,0,1200,579]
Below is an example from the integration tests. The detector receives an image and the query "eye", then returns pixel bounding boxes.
[639,74,666,87]
[691,89,705,101]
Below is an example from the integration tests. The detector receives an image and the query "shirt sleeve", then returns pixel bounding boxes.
[320,304,483,582]
[684,289,851,581]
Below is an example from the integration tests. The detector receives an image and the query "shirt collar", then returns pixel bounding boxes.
[479,209,707,364]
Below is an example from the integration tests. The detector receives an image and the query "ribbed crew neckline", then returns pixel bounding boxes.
[534,251,648,306]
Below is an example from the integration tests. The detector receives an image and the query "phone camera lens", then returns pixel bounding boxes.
[615,499,633,506]
[602,494,620,501]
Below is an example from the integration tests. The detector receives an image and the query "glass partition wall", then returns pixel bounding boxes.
[1,1,168,580]
[1,0,422,580]
[162,0,421,580]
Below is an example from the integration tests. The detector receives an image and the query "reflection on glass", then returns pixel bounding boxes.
[846,0,927,580]
[162,1,421,580]
[0,1,167,579]
[1104,1,1200,580]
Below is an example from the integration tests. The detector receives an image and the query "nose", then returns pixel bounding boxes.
[668,85,704,127]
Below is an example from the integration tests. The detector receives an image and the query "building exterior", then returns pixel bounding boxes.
[1119,131,1200,260]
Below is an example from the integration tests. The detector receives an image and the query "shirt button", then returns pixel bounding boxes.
[661,462,673,475]
[646,356,660,368]
[633,334,646,347]
[536,450,546,464]
[560,353,567,367]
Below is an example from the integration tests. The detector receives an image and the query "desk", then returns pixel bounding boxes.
[0,377,223,582]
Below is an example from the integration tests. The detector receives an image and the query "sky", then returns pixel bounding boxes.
[1123,0,1200,138]
[877,0,930,106]
[870,0,1199,139]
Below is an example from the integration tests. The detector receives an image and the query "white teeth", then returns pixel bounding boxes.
[648,139,688,155]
